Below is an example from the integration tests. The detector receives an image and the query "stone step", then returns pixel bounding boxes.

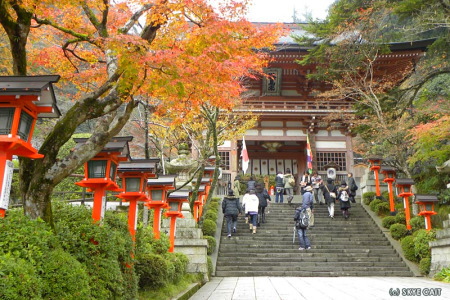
[215,270,414,277]
[216,256,404,263]
[216,199,413,277]
[216,262,410,272]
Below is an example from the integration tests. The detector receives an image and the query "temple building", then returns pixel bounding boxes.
[217,23,433,187]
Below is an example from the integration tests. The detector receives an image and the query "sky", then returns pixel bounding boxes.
[245,0,336,22]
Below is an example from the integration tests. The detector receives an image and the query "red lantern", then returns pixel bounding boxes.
[74,136,132,222]
[165,190,189,252]
[381,166,397,215]
[414,195,438,231]
[116,159,158,239]
[145,175,175,239]
[395,178,415,230]
[0,76,61,217]
[367,157,383,197]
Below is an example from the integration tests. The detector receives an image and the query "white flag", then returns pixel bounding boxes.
[241,137,249,174]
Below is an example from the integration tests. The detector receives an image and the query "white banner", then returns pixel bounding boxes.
[0,160,14,210]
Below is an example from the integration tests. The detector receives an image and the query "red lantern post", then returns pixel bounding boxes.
[415,195,439,231]
[116,159,158,239]
[395,178,415,230]
[381,166,397,215]
[74,137,132,222]
[0,76,61,217]
[193,184,206,222]
[368,157,383,197]
[146,175,175,239]
[165,191,189,252]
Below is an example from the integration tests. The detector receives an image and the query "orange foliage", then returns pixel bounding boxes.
[26,0,283,113]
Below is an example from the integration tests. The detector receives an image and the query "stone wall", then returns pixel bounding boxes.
[429,214,450,276]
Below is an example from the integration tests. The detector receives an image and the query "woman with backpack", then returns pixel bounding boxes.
[337,181,351,219]
[294,186,314,250]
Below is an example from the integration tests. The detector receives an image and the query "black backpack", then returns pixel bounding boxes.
[295,208,309,229]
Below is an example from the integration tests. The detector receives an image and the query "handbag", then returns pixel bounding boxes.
[325,185,336,199]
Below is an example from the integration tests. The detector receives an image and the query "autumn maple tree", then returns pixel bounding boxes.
[0,0,283,225]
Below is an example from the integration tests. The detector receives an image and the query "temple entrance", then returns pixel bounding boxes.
[239,140,307,177]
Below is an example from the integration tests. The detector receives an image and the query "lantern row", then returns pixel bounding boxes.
[74,137,215,252]
[368,157,438,231]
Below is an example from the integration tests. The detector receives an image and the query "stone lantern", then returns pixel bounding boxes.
[395,178,415,231]
[415,195,439,231]
[116,159,158,239]
[74,136,132,222]
[381,166,397,215]
[0,75,61,217]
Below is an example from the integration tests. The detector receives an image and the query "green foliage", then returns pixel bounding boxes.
[40,249,91,299]
[135,253,172,289]
[138,273,202,300]
[0,209,56,270]
[434,267,450,282]
[202,219,217,237]
[207,256,213,280]
[390,223,408,240]
[395,212,406,225]
[382,216,397,229]
[0,254,42,299]
[409,216,425,231]
[401,235,418,262]
[419,257,431,275]
[204,210,218,221]
[166,252,189,284]
[363,192,377,205]
[52,202,137,299]
[369,198,384,211]
[204,235,217,255]
[381,191,390,201]
[374,202,390,216]
[413,229,436,261]
[135,225,170,256]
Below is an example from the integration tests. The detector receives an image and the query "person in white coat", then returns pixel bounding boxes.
[242,189,260,234]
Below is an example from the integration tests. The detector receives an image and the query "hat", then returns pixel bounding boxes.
[227,190,235,196]
[248,189,256,194]
[341,181,347,186]
[305,186,313,192]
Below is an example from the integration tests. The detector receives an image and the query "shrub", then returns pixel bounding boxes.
[135,253,171,289]
[401,236,418,262]
[434,267,450,282]
[409,216,425,232]
[390,223,407,240]
[204,210,218,221]
[382,216,397,229]
[395,201,405,212]
[413,229,436,261]
[363,192,377,205]
[207,256,213,280]
[204,235,217,255]
[166,252,189,283]
[419,257,431,275]
[52,203,137,299]
[0,255,42,299]
[374,202,390,216]
[369,199,383,212]
[0,209,56,268]
[381,191,389,201]
[395,212,406,225]
[41,249,91,300]
[202,219,217,237]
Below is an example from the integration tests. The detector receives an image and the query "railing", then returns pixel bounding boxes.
[237,99,354,112]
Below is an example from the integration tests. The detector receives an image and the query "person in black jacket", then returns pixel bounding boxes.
[321,178,338,219]
[255,182,271,225]
[222,190,242,238]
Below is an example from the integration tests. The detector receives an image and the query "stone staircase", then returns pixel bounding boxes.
[215,201,414,277]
